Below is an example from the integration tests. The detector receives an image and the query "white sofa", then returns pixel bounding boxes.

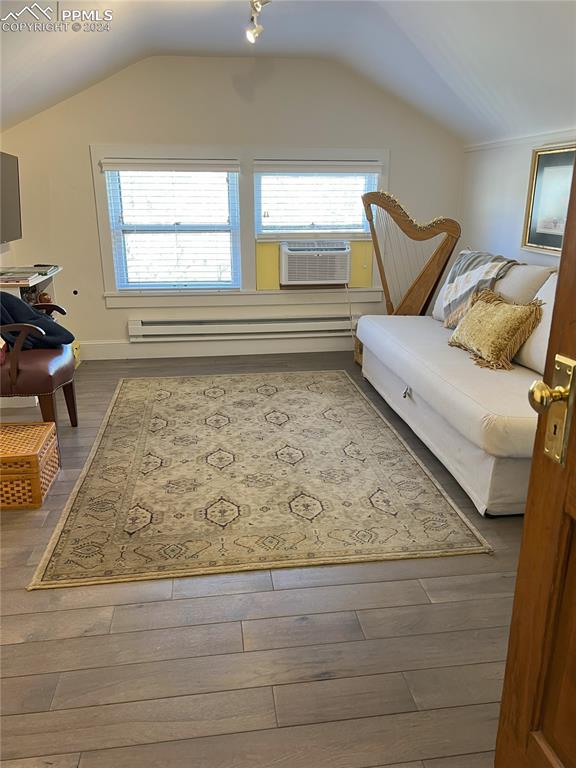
[357,263,557,516]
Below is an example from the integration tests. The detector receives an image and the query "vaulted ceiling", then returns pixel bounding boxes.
[1,0,575,142]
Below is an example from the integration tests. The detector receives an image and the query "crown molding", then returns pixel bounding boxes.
[465,127,576,153]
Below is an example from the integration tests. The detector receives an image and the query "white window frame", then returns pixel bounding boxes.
[91,145,389,306]
[253,160,381,239]
[102,161,242,291]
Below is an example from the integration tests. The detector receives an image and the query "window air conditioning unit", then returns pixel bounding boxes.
[280,240,351,286]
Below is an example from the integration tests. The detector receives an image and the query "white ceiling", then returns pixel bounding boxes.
[1,0,575,142]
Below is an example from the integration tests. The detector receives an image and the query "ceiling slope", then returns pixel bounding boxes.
[1,0,574,142]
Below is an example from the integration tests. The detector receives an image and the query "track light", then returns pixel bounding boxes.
[245,0,270,44]
[250,0,271,13]
[246,18,263,44]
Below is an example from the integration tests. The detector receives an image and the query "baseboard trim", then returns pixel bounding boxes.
[79,336,355,360]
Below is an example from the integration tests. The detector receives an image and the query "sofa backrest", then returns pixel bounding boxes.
[432,258,555,322]
[431,255,558,375]
[514,272,558,374]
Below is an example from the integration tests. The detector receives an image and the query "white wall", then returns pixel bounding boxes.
[0,55,465,358]
[460,129,575,267]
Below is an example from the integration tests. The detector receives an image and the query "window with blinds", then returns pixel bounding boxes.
[103,162,241,290]
[254,164,379,235]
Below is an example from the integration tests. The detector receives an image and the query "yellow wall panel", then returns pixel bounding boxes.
[349,241,373,288]
[255,240,373,290]
[256,242,280,290]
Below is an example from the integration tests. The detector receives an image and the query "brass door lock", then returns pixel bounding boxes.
[529,355,575,465]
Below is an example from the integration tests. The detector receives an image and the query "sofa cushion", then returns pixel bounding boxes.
[357,315,538,458]
[515,273,557,374]
[432,262,556,322]
[449,290,543,370]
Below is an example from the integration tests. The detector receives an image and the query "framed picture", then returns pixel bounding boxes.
[522,142,575,254]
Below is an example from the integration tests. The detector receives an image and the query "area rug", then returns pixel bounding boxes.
[30,371,491,589]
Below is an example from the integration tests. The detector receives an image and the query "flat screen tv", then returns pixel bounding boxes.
[0,152,22,244]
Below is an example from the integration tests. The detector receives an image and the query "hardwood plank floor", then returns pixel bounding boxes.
[0,352,521,766]
[0,755,81,768]
[1,688,276,760]
[172,570,274,599]
[242,611,365,651]
[0,674,59,716]
[0,607,114,645]
[273,672,416,725]
[1,622,243,677]
[424,753,495,768]
[419,572,516,603]
[403,661,505,710]
[53,625,507,712]
[74,703,500,768]
[357,596,513,639]
[109,579,430,633]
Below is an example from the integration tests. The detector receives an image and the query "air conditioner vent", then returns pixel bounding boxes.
[280,240,351,286]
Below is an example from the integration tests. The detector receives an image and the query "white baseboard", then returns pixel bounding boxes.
[79,336,355,360]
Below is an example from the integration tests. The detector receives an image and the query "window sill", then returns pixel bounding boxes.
[103,287,383,309]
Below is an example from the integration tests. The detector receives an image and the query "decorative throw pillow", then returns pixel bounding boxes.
[449,290,543,370]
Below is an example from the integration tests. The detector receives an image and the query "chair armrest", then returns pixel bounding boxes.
[0,323,46,385]
[32,303,67,316]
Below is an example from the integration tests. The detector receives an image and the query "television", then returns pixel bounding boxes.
[0,152,22,244]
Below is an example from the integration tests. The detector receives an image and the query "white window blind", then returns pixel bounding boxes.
[103,162,241,290]
[254,162,379,235]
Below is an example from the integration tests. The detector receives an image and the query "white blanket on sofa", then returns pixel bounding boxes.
[443,250,518,328]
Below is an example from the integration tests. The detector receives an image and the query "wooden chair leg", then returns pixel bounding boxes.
[38,393,57,424]
[62,381,78,427]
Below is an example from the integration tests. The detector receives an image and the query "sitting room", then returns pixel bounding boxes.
[0,2,575,767]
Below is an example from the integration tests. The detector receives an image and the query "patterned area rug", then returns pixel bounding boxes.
[30,371,491,589]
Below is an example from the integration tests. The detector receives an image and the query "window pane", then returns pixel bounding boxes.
[256,172,377,233]
[118,171,231,225]
[124,232,233,286]
[104,169,241,290]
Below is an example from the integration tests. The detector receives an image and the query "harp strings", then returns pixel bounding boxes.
[373,206,444,310]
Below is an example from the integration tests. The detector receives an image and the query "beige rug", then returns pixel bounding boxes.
[30,371,491,589]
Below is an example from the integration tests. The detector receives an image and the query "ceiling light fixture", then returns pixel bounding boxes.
[246,21,263,44]
[245,0,271,44]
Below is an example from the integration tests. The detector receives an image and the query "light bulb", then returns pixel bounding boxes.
[246,22,263,43]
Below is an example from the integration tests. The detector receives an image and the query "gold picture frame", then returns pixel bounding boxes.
[522,142,575,254]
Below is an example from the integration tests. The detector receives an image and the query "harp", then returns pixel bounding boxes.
[362,192,461,316]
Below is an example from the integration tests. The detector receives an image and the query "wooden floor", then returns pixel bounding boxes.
[0,352,523,768]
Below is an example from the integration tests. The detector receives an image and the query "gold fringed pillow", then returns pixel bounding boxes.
[449,290,543,370]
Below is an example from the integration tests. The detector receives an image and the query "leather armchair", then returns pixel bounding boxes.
[0,303,78,427]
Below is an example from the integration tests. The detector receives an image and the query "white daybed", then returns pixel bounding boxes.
[357,264,557,516]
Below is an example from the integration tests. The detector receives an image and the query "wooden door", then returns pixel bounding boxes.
[496,170,576,767]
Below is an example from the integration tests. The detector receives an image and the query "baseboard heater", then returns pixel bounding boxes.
[128,316,353,343]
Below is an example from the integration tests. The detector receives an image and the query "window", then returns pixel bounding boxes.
[94,149,386,300]
[254,165,379,236]
[103,161,241,290]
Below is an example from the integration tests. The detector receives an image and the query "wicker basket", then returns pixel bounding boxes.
[354,336,364,366]
[0,423,60,509]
